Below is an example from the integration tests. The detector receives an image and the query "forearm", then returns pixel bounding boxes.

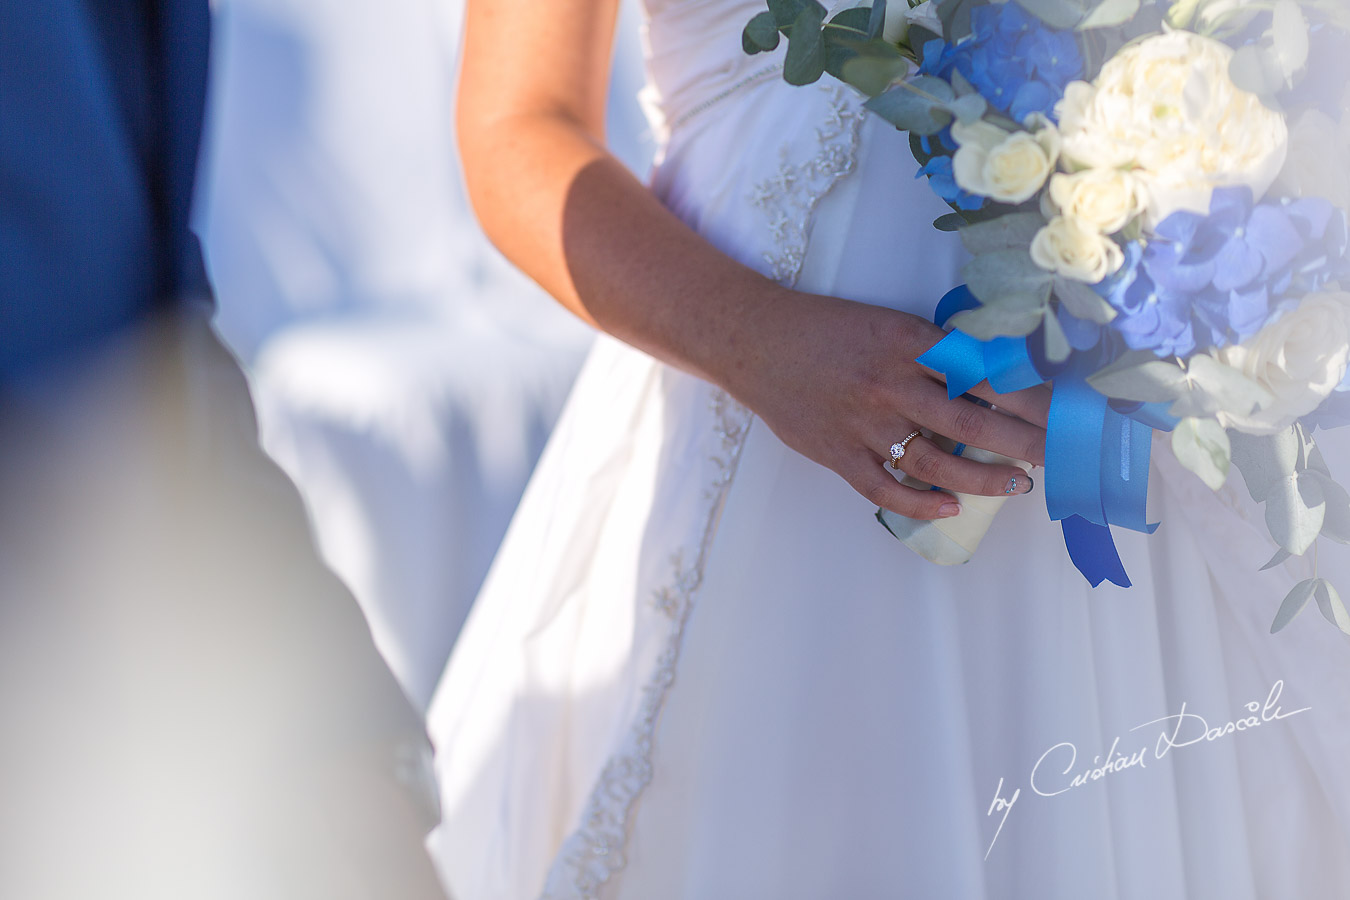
[460,110,792,392]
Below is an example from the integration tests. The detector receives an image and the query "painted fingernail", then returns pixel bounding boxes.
[1005,474,1035,495]
[938,501,962,518]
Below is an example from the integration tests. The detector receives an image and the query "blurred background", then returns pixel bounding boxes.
[196,0,655,712]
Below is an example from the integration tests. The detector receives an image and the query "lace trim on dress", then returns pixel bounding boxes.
[538,82,865,900]
[750,85,867,284]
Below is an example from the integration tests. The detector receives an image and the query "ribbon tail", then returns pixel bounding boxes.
[1061,516,1131,588]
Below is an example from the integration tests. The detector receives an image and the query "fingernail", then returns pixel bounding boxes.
[1005,474,1034,496]
[938,501,961,518]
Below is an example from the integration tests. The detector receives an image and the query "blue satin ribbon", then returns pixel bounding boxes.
[914,285,1164,588]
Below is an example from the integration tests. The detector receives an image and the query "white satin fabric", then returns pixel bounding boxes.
[425,2,1350,897]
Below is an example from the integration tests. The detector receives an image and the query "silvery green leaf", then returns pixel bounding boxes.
[1014,0,1088,30]
[1041,307,1071,363]
[784,5,827,85]
[950,69,977,98]
[867,0,887,38]
[827,5,872,32]
[1303,469,1350,544]
[742,12,781,54]
[1184,355,1274,418]
[1260,546,1293,571]
[1079,0,1140,30]
[1230,428,1300,503]
[840,50,910,97]
[1229,44,1284,99]
[1271,0,1309,80]
[1266,472,1325,556]
[963,249,1054,309]
[949,93,988,124]
[948,304,1046,340]
[1087,355,1188,404]
[1314,579,1350,635]
[960,212,1046,255]
[933,213,966,232]
[1171,417,1231,491]
[937,0,984,40]
[1054,276,1117,325]
[864,76,956,134]
[1271,577,1317,633]
[768,0,818,28]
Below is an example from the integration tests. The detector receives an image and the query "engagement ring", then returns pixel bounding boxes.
[888,431,922,469]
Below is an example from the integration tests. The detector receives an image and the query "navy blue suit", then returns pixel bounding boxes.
[0,4,447,896]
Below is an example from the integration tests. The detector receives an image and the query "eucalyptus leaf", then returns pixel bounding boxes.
[1266,472,1325,556]
[963,249,1053,310]
[784,5,827,85]
[828,5,872,33]
[1314,579,1350,635]
[948,304,1046,340]
[1087,356,1189,404]
[840,49,910,96]
[768,0,814,29]
[949,93,989,124]
[938,0,983,41]
[1270,577,1317,633]
[867,0,887,39]
[1014,0,1089,30]
[1229,44,1284,99]
[960,212,1046,255]
[1271,0,1310,81]
[1260,546,1293,571]
[1172,417,1231,491]
[1041,309,1072,363]
[1054,276,1117,325]
[1184,355,1274,419]
[742,11,781,54]
[933,213,966,232]
[1079,0,1140,30]
[864,77,955,134]
[1230,428,1300,504]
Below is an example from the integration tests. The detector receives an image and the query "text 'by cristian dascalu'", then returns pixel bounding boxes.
[982,679,1310,860]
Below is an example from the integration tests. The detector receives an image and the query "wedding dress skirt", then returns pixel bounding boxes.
[426,1,1350,897]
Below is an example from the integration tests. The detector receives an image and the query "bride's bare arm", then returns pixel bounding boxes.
[458,0,1050,519]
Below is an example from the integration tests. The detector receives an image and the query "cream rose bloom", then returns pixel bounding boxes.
[1048,169,1145,235]
[1030,215,1125,283]
[1055,30,1288,225]
[951,117,1061,205]
[1211,292,1350,435]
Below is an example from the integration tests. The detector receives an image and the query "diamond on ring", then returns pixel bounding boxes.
[888,430,923,469]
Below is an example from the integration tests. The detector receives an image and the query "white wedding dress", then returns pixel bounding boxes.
[425,1,1350,897]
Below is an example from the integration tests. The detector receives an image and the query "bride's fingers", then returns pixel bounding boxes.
[911,382,1047,466]
[891,434,1034,498]
[963,380,1053,431]
[845,455,961,520]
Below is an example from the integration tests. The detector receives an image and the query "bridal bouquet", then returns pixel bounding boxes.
[743,0,1350,634]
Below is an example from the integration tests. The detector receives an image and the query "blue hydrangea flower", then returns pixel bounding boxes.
[1089,187,1350,357]
[1094,243,1199,357]
[919,4,1083,124]
[916,156,983,210]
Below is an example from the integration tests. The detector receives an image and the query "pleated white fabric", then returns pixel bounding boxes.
[426,2,1350,897]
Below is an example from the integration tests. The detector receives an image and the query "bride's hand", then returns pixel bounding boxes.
[456,0,1046,524]
[724,288,1051,521]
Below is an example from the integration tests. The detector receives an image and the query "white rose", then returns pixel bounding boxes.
[1211,292,1350,435]
[1271,108,1350,209]
[1047,169,1145,235]
[1055,30,1288,225]
[1030,215,1125,283]
[951,117,1061,205]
